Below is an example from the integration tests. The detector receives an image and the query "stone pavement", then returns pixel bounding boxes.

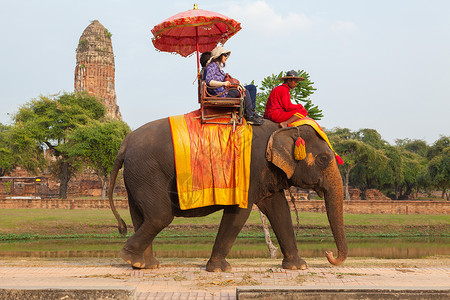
[0,258,449,299]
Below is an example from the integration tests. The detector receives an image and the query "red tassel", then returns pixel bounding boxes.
[336,155,344,165]
[295,137,305,147]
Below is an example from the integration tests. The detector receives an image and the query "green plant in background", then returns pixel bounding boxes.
[78,39,88,47]
[255,70,323,120]
[77,39,89,53]
[0,123,45,177]
[95,47,107,53]
[62,120,131,200]
[2,181,11,194]
[104,29,112,38]
[12,92,106,199]
[420,136,450,200]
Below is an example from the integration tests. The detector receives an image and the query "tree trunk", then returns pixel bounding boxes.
[343,164,356,200]
[361,188,367,200]
[258,209,277,259]
[394,184,399,200]
[405,184,413,199]
[59,161,70,199]
[344,169,351,200]
[101,175,109,200]
[442,188,447,199]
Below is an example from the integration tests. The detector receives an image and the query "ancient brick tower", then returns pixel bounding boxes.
[74,20,122,120]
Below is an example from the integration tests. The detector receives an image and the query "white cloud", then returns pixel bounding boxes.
[225,1,312,37]
[330,21,357,33]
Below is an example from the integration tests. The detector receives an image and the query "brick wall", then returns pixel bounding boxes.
[0,198,128,209]
[0,198,448,214]
[287,200,449,215]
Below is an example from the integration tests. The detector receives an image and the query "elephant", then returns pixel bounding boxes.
[108,118,348,272]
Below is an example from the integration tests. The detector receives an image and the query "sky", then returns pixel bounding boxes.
[0,0,449,144]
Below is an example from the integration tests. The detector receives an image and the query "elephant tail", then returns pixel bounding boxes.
[108,135,129,236]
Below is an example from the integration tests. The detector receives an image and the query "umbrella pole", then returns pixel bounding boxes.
[196,26,200,77]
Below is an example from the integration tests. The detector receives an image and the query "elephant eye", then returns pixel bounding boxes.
[316,153,331,168]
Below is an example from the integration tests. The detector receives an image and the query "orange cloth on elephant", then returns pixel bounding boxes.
[169,109,253,210]
[264,83,308,122]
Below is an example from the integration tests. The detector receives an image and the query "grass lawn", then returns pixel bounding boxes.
[0,208,448,239]
[0,209,448,258]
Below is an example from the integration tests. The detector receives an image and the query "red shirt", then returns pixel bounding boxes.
[264,84,308,122]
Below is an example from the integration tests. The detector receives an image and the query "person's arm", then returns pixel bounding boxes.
[205,64,230,87]
[209,80,230,87]
[281,90,308,116]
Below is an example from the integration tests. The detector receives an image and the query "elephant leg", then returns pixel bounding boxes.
[127,190,144,231]
[120,223,159,269]
[206,206,252,272]
[120,206,174,269]
[257,192,307,270]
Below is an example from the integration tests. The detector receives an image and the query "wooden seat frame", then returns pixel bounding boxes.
[198,79,244,130]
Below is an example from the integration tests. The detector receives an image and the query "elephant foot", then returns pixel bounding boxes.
[206,258,231,272]
[120,247,160,269]
[282,256,308,270]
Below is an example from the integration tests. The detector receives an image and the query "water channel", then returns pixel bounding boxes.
[0,237,448,259]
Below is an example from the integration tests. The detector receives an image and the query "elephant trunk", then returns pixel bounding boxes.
[322,160,348,266]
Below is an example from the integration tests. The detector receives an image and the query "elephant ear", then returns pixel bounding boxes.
[266,127,300,179]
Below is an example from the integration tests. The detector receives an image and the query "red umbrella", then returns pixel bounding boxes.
[151,4,241,75]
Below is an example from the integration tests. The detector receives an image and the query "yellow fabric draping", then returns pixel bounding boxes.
[169,110,253,210]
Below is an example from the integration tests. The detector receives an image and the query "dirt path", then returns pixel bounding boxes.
[1,257,449,299]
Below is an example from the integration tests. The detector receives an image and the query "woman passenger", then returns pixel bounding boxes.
[204,47,264,126]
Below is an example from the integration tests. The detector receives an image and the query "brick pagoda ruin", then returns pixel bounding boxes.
[74,20,122,120]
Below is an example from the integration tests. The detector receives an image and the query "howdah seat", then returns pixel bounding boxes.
[198,79,244,131]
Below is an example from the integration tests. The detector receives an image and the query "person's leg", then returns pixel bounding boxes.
[243,90,254,117]
[279,112,305,128]
[228,89,263,125]
[243,90,264,125]
[228,89,253,116]
[245,84,257,110]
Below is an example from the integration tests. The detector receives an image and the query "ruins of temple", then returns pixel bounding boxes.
[74,20,122,120]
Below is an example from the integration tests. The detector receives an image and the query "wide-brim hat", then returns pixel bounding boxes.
[280,70,304,81]
[206,46,231,65]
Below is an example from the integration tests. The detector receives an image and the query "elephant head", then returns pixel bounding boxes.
[266,126,348,266]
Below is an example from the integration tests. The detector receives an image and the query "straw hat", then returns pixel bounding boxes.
[207,46,231,65]
[280,70,304,81]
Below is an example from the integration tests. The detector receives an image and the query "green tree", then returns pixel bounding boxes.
[349,148,389,200]
[395,138,429,157]
[354,128,388,149]
[0,124,14,176]
[383,145,404,199]
[327,128,386,200]
[426,136,449,160]
[398,149,427,199]
[0,123,45,176]
[382,139,429,200]
[63,120,131,199]
[349,129,391,199]
[13,92,106,198]
[422,136,450,199]
[255,70,323,120]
